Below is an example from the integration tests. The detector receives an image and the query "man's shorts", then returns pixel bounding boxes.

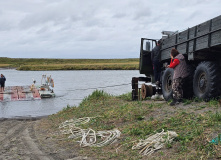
[0,82,5,87]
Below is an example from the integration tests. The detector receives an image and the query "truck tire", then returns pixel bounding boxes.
[183,65,194,99]
[193,61,220,100]
[162,68,174,101]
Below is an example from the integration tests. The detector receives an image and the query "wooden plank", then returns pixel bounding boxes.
[211,15,221,31]
[196,20,210,37]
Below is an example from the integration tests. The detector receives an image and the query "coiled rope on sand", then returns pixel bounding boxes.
[59,117,121,147]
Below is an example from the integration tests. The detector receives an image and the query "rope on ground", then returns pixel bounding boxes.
[66,83,131,91]
[132,129,178,156]
[59,117,121,147]
[59,117,91,134]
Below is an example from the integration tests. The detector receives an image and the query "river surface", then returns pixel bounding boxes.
[0,69,141,118]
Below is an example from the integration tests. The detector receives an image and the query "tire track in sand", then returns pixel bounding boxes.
[0,120,54,160]
[22,126,53,160]
[0,120,24,144]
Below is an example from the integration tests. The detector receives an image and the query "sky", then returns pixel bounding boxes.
[0,0,221,59]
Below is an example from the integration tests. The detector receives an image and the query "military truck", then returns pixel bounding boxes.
[132,15,221,101]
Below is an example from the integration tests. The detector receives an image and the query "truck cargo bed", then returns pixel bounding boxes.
[161,15,221,61]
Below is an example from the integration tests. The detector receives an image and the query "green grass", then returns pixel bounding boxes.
[45,90,221,159]
[0,57,139,70]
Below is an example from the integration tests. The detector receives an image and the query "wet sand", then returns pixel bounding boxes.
[0,117,92,160]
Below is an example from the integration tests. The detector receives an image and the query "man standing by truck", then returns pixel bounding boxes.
[151,40,162,85]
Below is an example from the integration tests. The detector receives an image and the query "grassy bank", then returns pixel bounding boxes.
[0,57,139,70]
[40,90,221,159]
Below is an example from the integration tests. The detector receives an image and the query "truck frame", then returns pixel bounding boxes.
[132,15,221,101]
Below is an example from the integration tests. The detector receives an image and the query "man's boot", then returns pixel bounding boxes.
[170,99,177,106]
[155,81,160,88]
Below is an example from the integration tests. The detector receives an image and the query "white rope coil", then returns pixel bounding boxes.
[132,129,178,156]
[59,117,121,147]
[59,117,90,129]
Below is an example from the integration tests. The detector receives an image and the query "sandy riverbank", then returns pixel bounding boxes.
[0,117,93,160]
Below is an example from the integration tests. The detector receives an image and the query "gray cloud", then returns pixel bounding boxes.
[112,13,127,19]
[0,0,221,58]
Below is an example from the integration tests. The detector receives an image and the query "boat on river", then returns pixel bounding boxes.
[38,75,55,98]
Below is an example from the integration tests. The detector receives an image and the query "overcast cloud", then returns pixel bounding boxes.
[0,0,221,59]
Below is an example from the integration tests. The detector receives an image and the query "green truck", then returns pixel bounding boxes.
[132,15,221,101]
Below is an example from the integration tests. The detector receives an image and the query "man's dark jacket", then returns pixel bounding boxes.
[0,77,6,84]
[151,45,161,61]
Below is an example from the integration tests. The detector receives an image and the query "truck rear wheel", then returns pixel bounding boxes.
[162,68,174,101]
[193,61,220,100]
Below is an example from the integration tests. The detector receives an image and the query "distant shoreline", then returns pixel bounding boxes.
[0,57,139,71]
[0,67,17,70]
[0,115,48,121]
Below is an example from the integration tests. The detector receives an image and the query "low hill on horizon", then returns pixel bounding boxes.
[0,57,139,71]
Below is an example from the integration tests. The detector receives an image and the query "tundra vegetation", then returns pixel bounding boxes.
[40,90,221,159]
[0,57,139,70]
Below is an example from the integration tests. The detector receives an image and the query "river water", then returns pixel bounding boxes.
[0,69,141,118]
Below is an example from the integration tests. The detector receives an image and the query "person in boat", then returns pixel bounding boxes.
[0,74,6,92]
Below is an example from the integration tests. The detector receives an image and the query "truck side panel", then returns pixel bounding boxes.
[195,35,209,50]
[161,15,221,61]
[177,43,187,55]
[196,21,210,37]
[212,16,221,31]
[211,16,221,46]
[211,31,221,46]
[161,47,173,60]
